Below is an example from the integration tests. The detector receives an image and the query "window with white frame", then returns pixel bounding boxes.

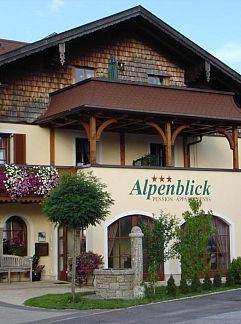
[74,67,95,83]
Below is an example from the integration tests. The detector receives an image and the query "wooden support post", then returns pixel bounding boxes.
[0,228,3,256]
[233,126,239,169]
[165,122,172,166]
[120,132,125,166]
[89,115,97,164]
[183,136,189,168]
[50,128,55,166]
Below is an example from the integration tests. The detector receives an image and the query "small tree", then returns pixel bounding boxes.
[203,272,212,290]
[175,199,215,280]
[213,271,222,288]
[226,257,241,284]
[166,274,177,296]
[225,268,235,287]
[42,171,114,301]
[147,258,158,295]
[190,273,202,292]
[141,211,178,293]
[179,277,189,294]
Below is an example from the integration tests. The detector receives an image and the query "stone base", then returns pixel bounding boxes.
[94,269,135,299]
[133,285,145,298]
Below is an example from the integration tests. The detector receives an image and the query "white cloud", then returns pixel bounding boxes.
[49,0,65,13]
[212,42,241,64]
[36,0,66,17]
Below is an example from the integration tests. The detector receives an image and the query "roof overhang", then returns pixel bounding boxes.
[37,78,241,136]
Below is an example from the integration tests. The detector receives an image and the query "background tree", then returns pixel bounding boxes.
[175,199,215,280]
[42,171,114,301]
[141,211,178,293]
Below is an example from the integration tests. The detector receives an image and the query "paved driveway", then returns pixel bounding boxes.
[1,289,241,323]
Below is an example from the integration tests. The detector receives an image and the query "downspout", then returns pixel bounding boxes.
[187,136,203,167]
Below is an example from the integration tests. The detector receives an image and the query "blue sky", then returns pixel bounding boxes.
[1,0,241,74]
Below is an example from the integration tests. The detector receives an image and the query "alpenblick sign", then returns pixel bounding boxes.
[129,175,211,201]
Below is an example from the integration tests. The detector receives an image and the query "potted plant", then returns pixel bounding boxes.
[32,254,45,281]
[67,251,103,286]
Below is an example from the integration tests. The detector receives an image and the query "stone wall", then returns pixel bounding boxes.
[94,269,135,299]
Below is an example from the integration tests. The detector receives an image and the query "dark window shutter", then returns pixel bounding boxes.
[14,134,26,164]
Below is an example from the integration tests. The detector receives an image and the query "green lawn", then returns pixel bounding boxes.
[24,285,241,310]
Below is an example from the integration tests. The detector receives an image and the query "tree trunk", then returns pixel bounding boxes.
[71,228,77,302]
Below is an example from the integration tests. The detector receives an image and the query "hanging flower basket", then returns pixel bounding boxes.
[0,165,59,199]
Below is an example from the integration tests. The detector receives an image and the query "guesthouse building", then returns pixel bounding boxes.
[0,6,241,281]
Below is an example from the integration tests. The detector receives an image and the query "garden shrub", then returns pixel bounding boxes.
[227,257,241,284]
[213,271,222,288]
[202,272,212,290]
[179,277,189,294]
[190,273,202,292]
[225,268,235,286]
[166,274,177,296]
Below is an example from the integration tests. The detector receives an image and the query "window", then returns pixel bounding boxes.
[208,216,230,275]
[148,74,170,86]
[150,143,166,167]
[108,215,164,280]
[0,134,10,164]
[3,216,27,256]
[0,133,26,165]
[74,67,95,83]
[76,138,90,166]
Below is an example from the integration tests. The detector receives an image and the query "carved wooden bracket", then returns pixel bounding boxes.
[96,118,117,140]
[146,122,167,144]
[171,125,189,144]
[216,127,234,150]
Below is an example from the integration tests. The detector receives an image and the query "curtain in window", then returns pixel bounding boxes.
[108,222,118,257]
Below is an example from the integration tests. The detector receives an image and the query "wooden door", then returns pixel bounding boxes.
[58,225,67,281]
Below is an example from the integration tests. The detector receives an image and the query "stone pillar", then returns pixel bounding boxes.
[129,226,144,298]
[0,228,3,255]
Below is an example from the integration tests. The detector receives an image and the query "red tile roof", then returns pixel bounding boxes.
[0,39,28,55]
[39,78,241,123]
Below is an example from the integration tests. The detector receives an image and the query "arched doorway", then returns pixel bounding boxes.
[108,215,164,280]
[3,216,27,256]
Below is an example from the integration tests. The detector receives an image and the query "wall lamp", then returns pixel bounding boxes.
[118,60,125,71]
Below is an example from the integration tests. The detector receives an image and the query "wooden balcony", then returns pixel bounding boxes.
[0,165,76,203]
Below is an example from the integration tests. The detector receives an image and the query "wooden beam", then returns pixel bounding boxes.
[233,126,239,169]
[79,121,90,140]
[171,124,189,144]
[216,127,234,149]
[165,122,172,166]
[50,128,55,165]
[183,136,189,168]
[146,122,167,144]
[96,118,117,140]
[120,132,125,166]
[89,116,97,164]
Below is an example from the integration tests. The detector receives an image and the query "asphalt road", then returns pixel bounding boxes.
[1,289,241,324]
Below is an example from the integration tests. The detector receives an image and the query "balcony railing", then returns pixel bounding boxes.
[0,165,76,203]
[133,154,163,167]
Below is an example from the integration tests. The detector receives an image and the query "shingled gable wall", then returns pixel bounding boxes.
[0,32,184,123]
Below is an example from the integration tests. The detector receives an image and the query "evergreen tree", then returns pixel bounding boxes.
[179,277,189,294]
[225,268,235,286]
[213,271,222,288]
[166,274,177,296]
[190,273,202,292]
[202,272,212,290]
